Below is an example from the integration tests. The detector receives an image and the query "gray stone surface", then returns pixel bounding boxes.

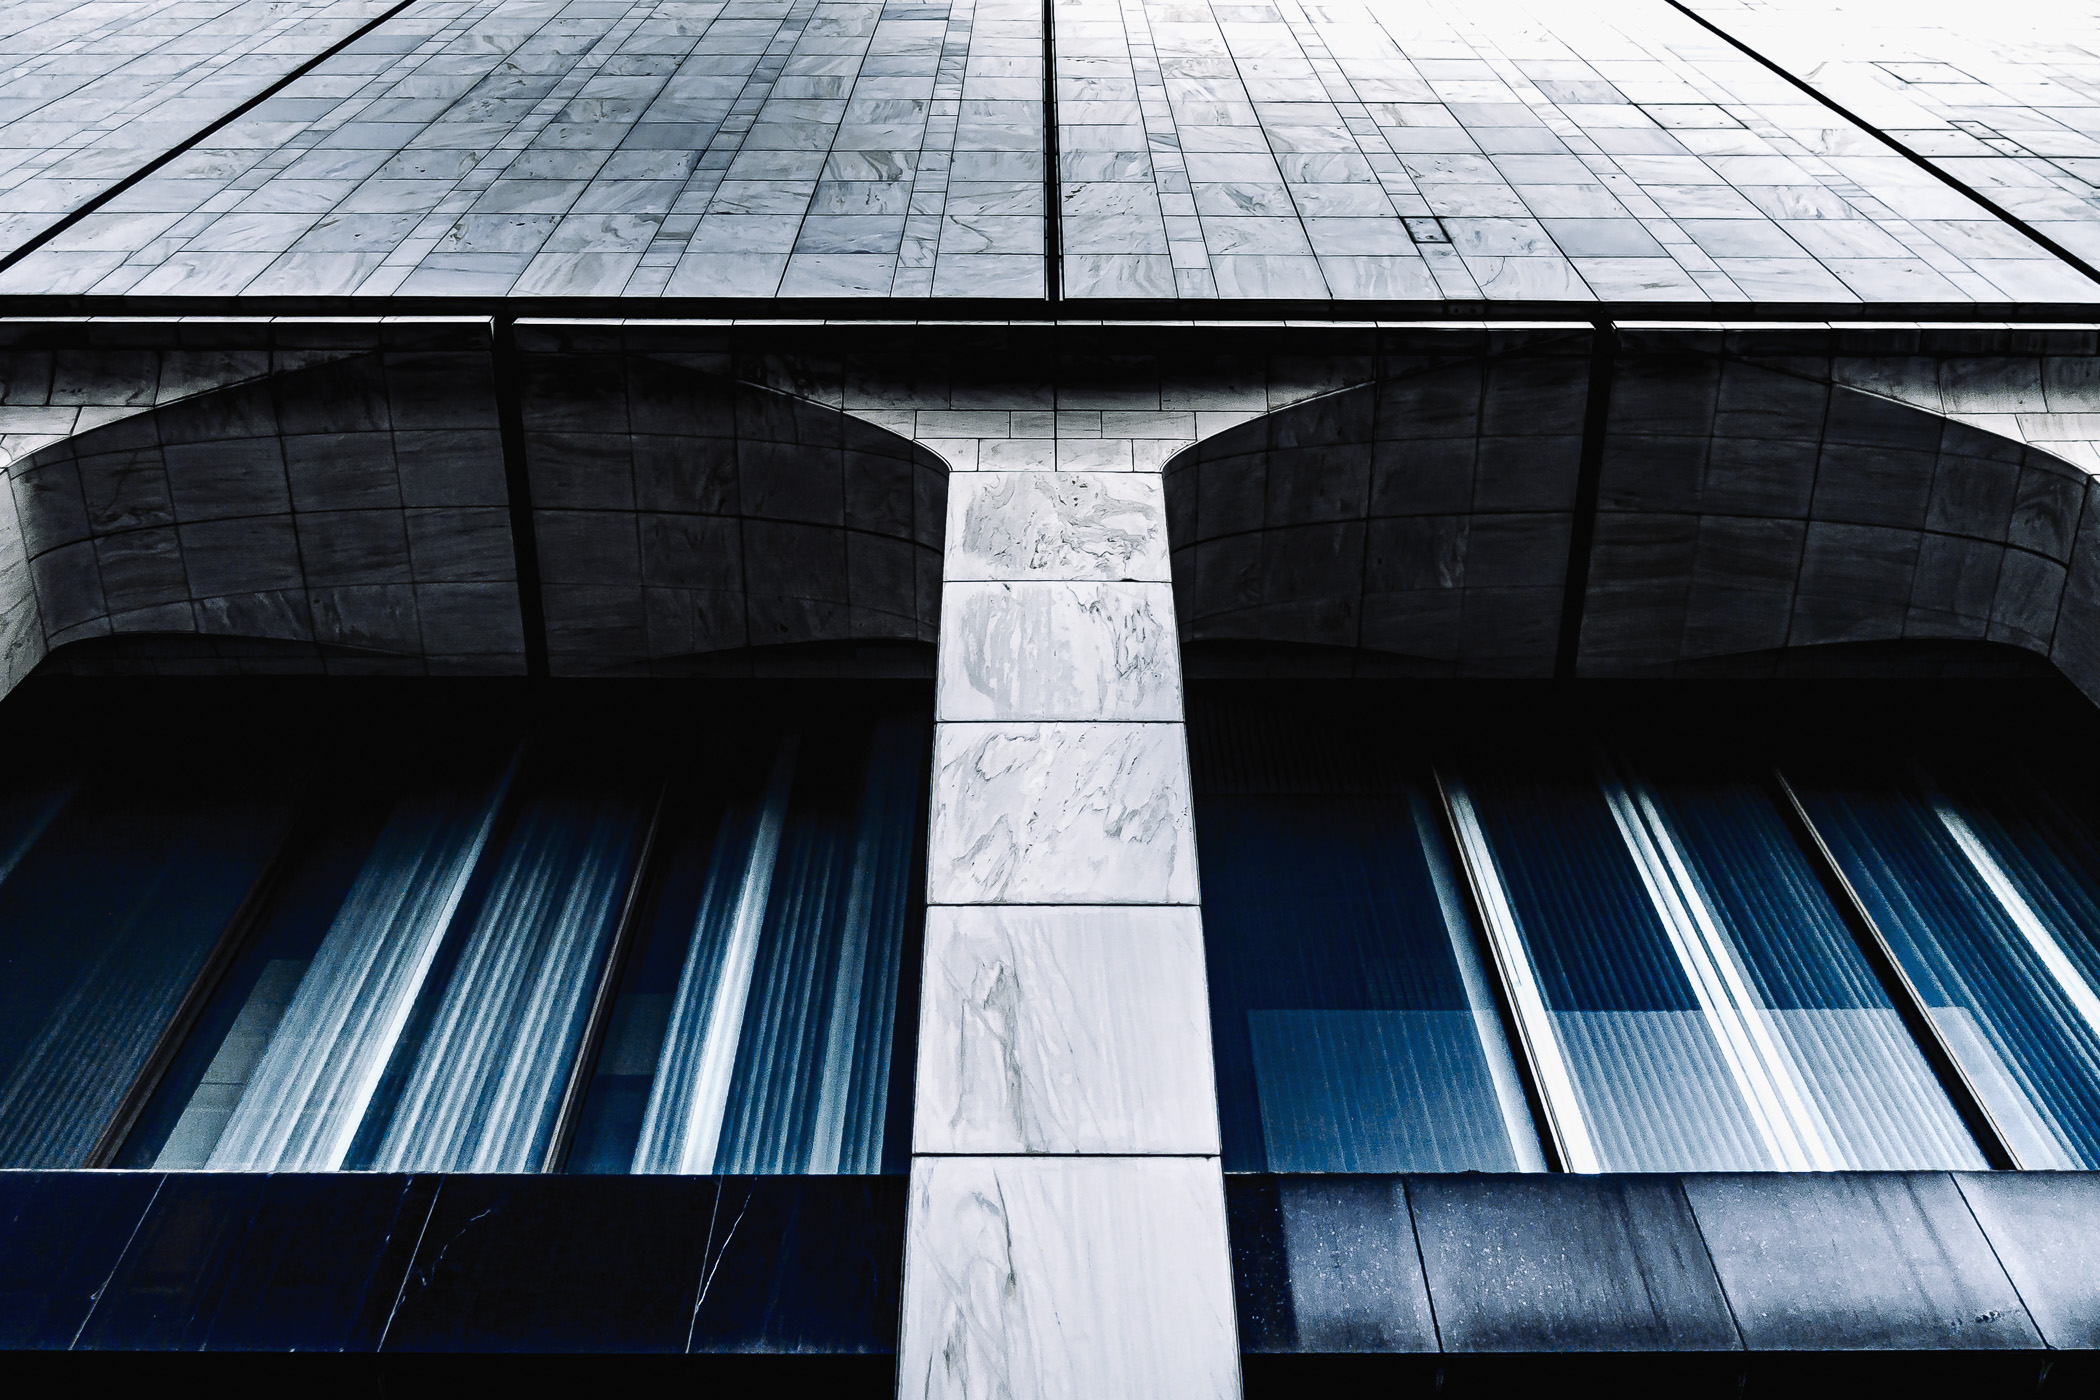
[898,1156,1240,1400]
[2,325,525,677]
[521,348,944,674]
[914,904,1218,1154]
[1684,0,2100,271]
[0,0,398,260]
[1407,1173,1741,1353]
[928,719,1201,904]
[1053,0,2100,303]
[1956,1172,2100,1351]
[937,579,1181,721]
[1273,1177,1439,1354]
[1682,1172,2043,1352]
[0,0,1045,299]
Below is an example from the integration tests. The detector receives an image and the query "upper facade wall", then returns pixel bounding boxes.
[0,0,2094,308]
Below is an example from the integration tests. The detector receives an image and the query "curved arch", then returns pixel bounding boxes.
[0,346,944,689]
[1165,340,2100,699]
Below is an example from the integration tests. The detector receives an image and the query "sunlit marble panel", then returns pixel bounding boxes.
[929,720,1200,905]
[898,1155,1240,1400]
[945,471,1174,583]
[938,580,1181,722]
[914,905,1218,1154]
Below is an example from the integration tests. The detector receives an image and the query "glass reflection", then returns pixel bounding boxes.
[1798,759,2100,1169]
[1191,697,1546,1174]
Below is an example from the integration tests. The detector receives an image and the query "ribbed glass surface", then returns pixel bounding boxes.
[573,714,924,1176]
[1799,760,2100,1169]
[119,692,929,1177]
[0,775,291,1168]
[1190,698,1546,1174]
[1450,752,1986,1173]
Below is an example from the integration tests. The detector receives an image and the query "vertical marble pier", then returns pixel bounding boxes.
[897,462,1241,1399]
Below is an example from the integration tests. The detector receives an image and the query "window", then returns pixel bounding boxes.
[1193,683,2099,1174]
[0,683,927,1175]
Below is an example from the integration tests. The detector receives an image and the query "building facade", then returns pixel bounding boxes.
[2,0,2100,1393]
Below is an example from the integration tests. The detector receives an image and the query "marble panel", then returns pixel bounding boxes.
[898,1156,1239,1400]
[929,721,1200,906]
[914,905,1219,1155]
[938,580,1181,723]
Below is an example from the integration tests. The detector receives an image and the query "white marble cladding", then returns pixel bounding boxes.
[939,581,1182,722]
[899,1156,1241,1400]
[915,906,1219,1155]
[946,472,1174,582]
[930,720,1200,904]
[910,432,1235,1394]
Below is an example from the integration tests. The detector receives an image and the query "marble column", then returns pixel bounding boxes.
[896,461,1241,1399]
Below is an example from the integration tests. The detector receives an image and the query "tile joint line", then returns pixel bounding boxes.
[492,315,551,679]
[1043,0,1061,305]
[1555,321,1617,681]
[0,0,420,279]
[1661,0,2100,289]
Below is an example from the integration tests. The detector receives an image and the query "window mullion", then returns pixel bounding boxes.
[1434,768,1601,1174]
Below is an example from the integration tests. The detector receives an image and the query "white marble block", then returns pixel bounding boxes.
[938,580,1182,723]
[915,905,1220,1155]
[946,471,1172,583]
[929,721,1200,905]
[898,1155,1241,1400]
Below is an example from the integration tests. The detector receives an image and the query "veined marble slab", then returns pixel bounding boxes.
[938,581,1182,723]
[929,721,1200,905]
[946,471,1173,582]
[898,1155,1240,1400]
[915,905,1219,1155]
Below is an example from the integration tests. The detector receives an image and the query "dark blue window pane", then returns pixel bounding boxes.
[1189,695,1544,1174]
[569,705,927,1176]
[0,769,292,1167]
[1801,758,2100,1169]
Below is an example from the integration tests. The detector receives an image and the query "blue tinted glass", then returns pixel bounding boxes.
[1457,761,1777,1171]
[0,773,292,1167]
[1635,767,1982,1170]
[571,709,926,1176]
[1801,759,2100,1169]
[1189,697,1544,1174]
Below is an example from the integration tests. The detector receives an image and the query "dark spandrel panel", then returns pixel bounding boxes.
[1682,1173,2042,1353]
[1226,1178,1298,1353]
[1408,1174,1739,1354]
[1225,1176,1437,1356]
[202,1174,437,1353]
[383,1175,709,1353]
[0,1171,162,1349]
[1957,1173,2100,1351]
[382,1175,904,1355]
[683,1176,907,1355]
[73,1173,269,1351]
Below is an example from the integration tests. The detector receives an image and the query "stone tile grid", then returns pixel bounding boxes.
[0,0,1046,300]
[1,344,526,675]
[520,350,945,673]
[1684,0,2100,268]
[0,341,372,468]
[1055,0,2100,302]
[0,0,399,259]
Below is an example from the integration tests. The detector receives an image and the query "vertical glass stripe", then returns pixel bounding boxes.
[206,765,514,1171]
[367,792,650,1172]
[634,738,797,1175]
